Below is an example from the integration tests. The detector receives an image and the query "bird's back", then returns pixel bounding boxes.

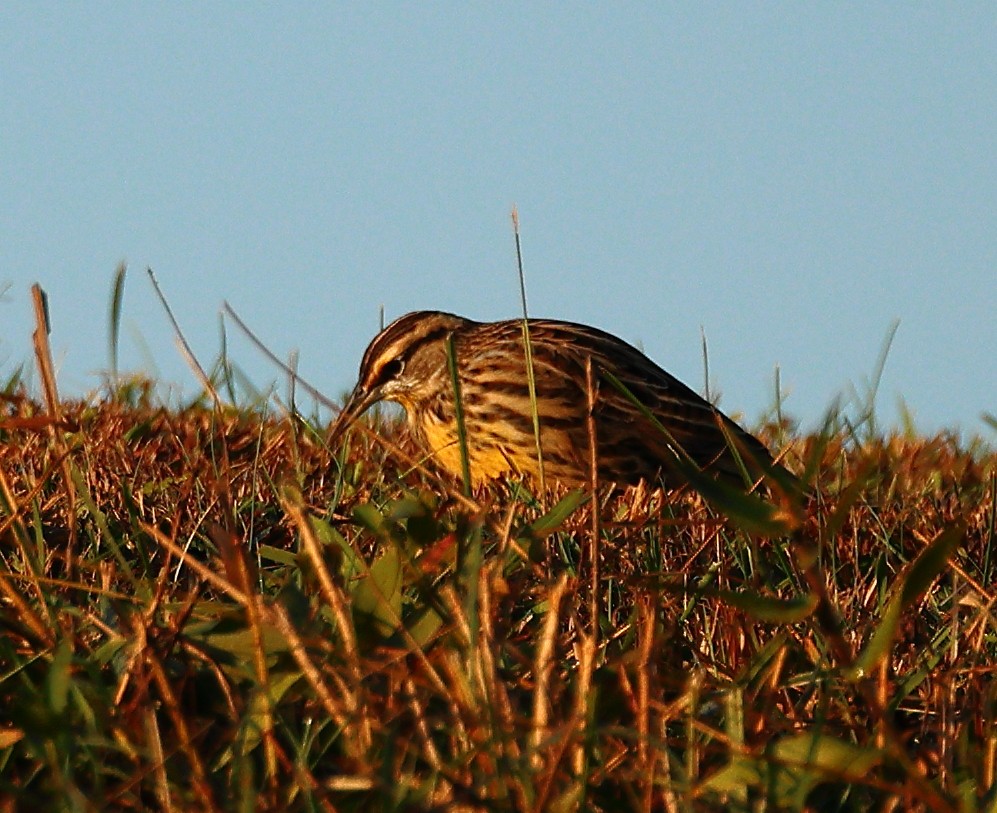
[432,318,779,488]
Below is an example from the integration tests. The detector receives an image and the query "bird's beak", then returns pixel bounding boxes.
[328,384,384,447]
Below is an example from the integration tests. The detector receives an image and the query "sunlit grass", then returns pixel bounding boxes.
[0,280,995,811]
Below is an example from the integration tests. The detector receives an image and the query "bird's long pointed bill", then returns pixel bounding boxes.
[328,386,382,447]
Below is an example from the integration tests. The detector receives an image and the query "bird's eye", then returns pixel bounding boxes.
[378,358,405,383]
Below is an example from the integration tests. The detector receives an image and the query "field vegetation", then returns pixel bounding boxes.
[0,281,995,811]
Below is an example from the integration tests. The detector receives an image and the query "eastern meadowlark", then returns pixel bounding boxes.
[330,311,786,489]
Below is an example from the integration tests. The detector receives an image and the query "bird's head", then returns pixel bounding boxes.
[329,310,473,442]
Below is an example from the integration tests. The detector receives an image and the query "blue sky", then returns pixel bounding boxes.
[2,6,994,435]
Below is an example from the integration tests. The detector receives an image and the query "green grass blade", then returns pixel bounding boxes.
[851,523,964,678]
[108,262,127,384]
[711,588,817,623]
[445,334,472,496]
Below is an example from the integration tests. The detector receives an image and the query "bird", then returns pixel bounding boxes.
[328,310,786,490]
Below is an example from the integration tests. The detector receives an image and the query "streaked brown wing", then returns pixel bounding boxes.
[514,319,775,483]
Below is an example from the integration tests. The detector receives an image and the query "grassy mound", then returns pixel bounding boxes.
[1,378,994,811]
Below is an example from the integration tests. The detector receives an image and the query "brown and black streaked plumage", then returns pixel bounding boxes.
[330,311,784,489]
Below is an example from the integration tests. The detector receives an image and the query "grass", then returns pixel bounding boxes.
[1,288,996,811]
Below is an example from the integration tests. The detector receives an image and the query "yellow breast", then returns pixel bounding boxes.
[419,414,540,486]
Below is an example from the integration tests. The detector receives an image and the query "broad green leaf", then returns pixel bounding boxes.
[528,489,588,536]
[123,418,154,442]
[276,583,312,629]
[851,524,963,678]
[238,672,302,756]
[352,545,403,638]
[406,605,445,648]
[187,619,290,667]
[701,733,883,807]
[773,735,883,806]
[93,637,130,669]
[900,523,964,606]
[549,782,585,813]
[712,589,818,623]
[386,495,430,521]
[258,544,297,567]
[683,470,793,537]
[313,515,364,582]
[352,502,387,535]
[47,640,73,715]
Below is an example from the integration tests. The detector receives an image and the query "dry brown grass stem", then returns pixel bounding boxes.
[138,614,220,813]
[142,523,249,605]
[147,269,220,407]
[142,706,171,812]
[585,354,601,637]
[30,284,79,573]
[264,601,357,742]
[280,495,361,676]
[571,632,596,777]
[637,592,656,771]
[209,523,278,780]
[0,470,56,646]
[530,573,569,769]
